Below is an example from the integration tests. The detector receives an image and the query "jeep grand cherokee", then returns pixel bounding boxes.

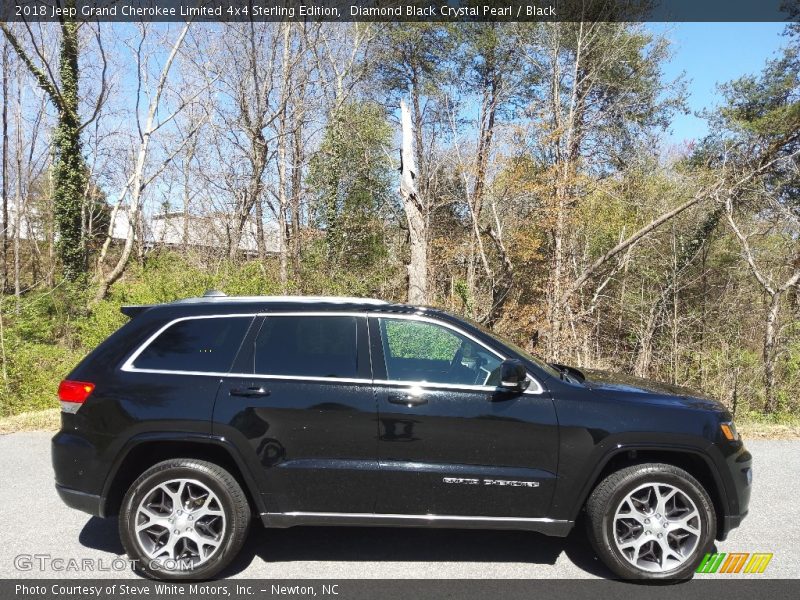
[52,293,752,580]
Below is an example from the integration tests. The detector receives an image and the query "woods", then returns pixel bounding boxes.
[0,19,798,420]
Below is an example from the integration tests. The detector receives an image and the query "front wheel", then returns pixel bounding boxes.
[586,463,716,580]
[119,459,251,580]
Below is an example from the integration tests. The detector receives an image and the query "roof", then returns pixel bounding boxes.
[120,293,404,319]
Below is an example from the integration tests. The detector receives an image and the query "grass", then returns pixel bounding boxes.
[0,408,60,435]
[1,407,799,440]
[737,420,800,440]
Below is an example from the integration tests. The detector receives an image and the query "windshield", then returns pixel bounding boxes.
[448,312,562,379]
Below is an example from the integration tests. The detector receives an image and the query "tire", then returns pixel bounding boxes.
[119,459,251,580]
[585,463,716,581]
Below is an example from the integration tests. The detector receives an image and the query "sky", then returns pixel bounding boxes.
[650,22,790,145]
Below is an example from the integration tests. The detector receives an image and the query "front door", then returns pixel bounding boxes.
[213,313,378,514]
[371,315,559,518]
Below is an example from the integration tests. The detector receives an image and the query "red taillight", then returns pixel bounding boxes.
[58,380,95,404]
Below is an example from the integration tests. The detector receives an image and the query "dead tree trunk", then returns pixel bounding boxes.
[400,98,426,305]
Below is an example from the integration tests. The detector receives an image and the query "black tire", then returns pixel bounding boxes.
[585,463,716,581]
[119,459,251,580]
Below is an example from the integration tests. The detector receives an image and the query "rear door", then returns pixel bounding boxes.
[213,312,379,515]
[119,314,255,434]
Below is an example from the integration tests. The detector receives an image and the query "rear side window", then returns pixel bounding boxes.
[254,316,359,378]
[131,317,252,373]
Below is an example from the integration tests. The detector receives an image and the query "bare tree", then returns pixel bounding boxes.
[724,193,800,413]
[94,23,191,301]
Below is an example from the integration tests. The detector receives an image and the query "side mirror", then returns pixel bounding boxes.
[499,359,530,393]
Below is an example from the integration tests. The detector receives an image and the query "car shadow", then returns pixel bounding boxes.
[219,518,614,579]
[79,516,125,555]
[78,515,616,580]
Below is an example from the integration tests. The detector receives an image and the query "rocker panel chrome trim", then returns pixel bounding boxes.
[260,510,573,536]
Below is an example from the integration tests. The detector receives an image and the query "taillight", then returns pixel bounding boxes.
[58,380,95,413]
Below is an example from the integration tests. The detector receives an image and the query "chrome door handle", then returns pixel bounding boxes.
[387,393,428,407]
[230,387,271,398]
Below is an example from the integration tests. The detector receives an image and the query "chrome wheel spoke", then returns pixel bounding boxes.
[668,511,701,535]
[655,486,678,516]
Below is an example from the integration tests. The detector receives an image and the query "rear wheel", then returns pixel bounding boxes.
[586,463,716,580]
[119,459,250,580]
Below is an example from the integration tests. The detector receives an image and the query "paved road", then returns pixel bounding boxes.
[0,432,796,579]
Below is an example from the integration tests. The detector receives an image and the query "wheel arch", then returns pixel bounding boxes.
[101,434,265,518]
[572,446,728,539]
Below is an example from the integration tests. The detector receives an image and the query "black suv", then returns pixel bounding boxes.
[52,294,751,580]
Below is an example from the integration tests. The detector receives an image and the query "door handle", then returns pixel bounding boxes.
[388,393,428,407]
[229,387,271,398]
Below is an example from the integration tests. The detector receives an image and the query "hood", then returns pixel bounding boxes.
[579,368,726,412]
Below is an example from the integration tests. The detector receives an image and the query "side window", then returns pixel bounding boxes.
[379,318,502,386]
[132,317,251,373]
[254,316,359,379]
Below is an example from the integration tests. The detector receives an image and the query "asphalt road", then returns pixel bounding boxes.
[0,432,796,580]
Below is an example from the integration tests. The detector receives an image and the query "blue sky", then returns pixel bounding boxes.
[650,22,790,144]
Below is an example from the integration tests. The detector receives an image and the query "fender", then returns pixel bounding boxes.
[100,431,267,516]
[561,439,730,523]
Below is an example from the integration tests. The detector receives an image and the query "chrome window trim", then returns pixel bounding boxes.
[119,310,545,395]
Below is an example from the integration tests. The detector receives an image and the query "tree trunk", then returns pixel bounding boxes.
[13,73,22,309]
[290,117,303,273]
[52,13,87,280]
[763,291,781,414]
[276,22,291,291]
[1,42,8,292]
[400,99,427,305]
[255,197,266,260]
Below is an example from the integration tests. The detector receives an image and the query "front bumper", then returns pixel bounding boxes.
[715,440,752,540]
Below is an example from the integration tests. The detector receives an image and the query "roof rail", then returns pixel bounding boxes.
[203,290,227,297]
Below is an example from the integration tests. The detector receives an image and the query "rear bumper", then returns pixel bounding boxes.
[55,484,104,517]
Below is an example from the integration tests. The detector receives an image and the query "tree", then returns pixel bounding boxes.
[1,4,107,280]
[94,23,191,301]
[516,19,685,358]
[372,24,457,303]
[308,101,394,271]
[709,28,800,412]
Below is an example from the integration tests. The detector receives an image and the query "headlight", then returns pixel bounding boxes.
[720,421,739,441]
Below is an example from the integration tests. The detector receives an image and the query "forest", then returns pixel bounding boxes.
[0,13,798,424]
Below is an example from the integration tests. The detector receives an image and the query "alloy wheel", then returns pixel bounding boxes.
[135,478,226,568]
[612,482,702,573]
